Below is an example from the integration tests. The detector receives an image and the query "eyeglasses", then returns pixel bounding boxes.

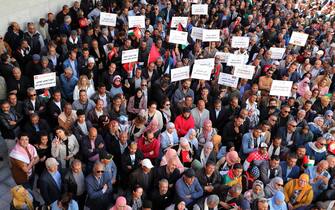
[96,170,104,173]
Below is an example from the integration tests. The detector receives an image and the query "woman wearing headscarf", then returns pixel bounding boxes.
[197,120,217,147]
[184,129,199,154]
[216,150,240,176]
[127,88,147,120]
[160,122,179,152]
[284,174,313,209]
[177,137,194,168]
[10,185,34,210]
[264,177,284,198]
[244,180,265,204]
[324,110,335,129]
[144,118,161,139]
[110,196,132,210]
[268,191,287,210]
[110,75,124,98]
[198,142,216,168]
[297,77,311,97]
[160,148,185,173]
[308,116,325,138]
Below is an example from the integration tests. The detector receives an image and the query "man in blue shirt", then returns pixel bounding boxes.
[175,168,203,207]
[59,67,78,101]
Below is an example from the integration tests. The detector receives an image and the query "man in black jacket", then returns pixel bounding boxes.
[120,142,143,185]
[4,22,24,51]
[151,179,173,210]
[153,158,180,189]
[63,159,86,210]
[39,157,62,205]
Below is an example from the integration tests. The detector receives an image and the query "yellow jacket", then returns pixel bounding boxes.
[284,179,313,209]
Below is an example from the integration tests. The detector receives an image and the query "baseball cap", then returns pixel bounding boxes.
[32,54,41,61]
[99,151,113,160]
[142,158,154,169]
[260,142,268,148]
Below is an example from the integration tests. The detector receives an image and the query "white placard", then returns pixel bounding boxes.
[233,65,255,80]
[270,80,293,97]
[169,30,188,45]
[99,12,117,26]
[170,17,188,28]
[128,16,145,28]
[270,47,286,60]
[171,66,190,82]
[218,72,239,88]
[191,27,203,40]
[231,36,250,49]
[227,54,248,66]
[34,72,56,90]
[122,49,139,64]
[202,29,220,42]
[191,58,214,80]
[289,31,309,47]
[191,4,208,15]
[215,52,231,63]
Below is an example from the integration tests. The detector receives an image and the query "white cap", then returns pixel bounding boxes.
[88,57,95,64]
[260,142,268,148]
[142,158,154,169]
[331,43,335,48]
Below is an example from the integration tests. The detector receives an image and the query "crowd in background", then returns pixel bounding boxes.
[1,0,335,209]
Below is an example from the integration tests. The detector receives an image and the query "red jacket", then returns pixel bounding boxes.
[137,137,160,159]
[174,115,195,137]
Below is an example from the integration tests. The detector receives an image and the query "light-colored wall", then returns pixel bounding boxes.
[0,0,75,36]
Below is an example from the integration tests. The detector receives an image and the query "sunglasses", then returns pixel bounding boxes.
[30,94,37,97]
[96,170,104,173]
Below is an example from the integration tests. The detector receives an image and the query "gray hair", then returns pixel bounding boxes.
[159,178,169,186]
[45,157,59,168]
[207,194,220,205]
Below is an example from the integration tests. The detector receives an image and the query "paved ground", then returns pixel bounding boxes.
[0,139,16,210]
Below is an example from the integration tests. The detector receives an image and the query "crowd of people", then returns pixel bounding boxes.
[1,0,335,209]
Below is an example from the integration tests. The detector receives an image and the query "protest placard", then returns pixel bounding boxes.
[169,30,188,45]
[191,58,214,80]
[233,65,255,80]
[191,4,208,15]
[34,72,56,90]
[270,47,286,60]
[191,27,203,40]
[171,66,190,82]
[215,52,231,63]
[231,36,250,48]
[289,31,309,47]
[202,29,220,42]
[128,16,145,28]
[122,49,139,64]
[270,80,293,97]
[171,17,188,28]
[218,72,239,88]
[99,12,117,26]
[227,54,248,66]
